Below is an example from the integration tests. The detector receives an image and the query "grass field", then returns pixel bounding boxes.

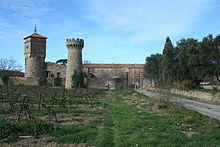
[0,86,220,146]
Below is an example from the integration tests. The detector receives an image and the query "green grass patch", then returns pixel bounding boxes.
[48,120,99,144]
[0,120,57,143]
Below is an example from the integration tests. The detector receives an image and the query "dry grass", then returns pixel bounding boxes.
[154,101,169,110]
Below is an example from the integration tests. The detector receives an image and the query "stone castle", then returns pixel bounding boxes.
[23,31,146,89]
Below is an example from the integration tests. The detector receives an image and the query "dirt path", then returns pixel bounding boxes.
[137,90,220,121]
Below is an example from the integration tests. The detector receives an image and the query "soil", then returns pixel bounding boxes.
[0,136,92,147]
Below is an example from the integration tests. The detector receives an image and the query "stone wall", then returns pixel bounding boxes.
[83,64,143,86]
[9,77,40,86]
[0,70,24,77]
[201,85,220,91]
[2,63,145,89]
[87,78,111,89]
[170,89,220,102]
[142,78,155,89]
[5,77,66,87]
[46,62,144,89]
[0,78,3,85]
[87,77,126,90]
[47,77,66,86]
[46,62,66,78]
[114,78,127,89]
[146,87,220,102]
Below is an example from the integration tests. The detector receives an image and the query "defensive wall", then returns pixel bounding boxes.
[0,70,24,77]
[45,62,145,89]
[0,63,145,89]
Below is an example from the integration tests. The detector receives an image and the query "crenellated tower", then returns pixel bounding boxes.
[24,33,47,77]
[65,38,84,89]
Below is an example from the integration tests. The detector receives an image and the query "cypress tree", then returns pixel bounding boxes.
[162,37,175,84]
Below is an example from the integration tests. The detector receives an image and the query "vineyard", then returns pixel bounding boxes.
[0,85,220,146]
[0,85,107,146]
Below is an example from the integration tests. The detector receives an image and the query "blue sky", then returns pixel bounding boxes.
[0,0,220,69]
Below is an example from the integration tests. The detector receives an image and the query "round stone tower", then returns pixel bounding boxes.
[24,33,47,78]
[65,38,84,89]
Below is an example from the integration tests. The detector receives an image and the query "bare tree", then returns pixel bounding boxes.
[0,57,23,71]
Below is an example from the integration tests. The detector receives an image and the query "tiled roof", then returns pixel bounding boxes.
[46,62,144,68]
[83,64,144,68]
[24,33,47,39]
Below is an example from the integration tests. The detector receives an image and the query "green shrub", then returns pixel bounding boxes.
[54,77,62,87]
[50,73,55,77]
[71,70,84,88]
[2,75,9,85]
[39,77,47,86]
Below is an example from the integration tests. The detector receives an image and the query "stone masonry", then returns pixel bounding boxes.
[46,62,145,89]
[65,38,84,89]
[22,31,146,89]
[24,33,47,77]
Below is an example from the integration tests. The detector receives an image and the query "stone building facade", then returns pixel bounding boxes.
[45,62,145,89]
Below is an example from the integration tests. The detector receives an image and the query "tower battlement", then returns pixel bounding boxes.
[66,38,84,48]
[65,37,84,89]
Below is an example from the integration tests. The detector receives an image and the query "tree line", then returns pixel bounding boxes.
[145,34,220,88]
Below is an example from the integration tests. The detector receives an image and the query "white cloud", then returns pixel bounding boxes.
[0,0,52,37]
[81,0,215,42]
[0,0,52,18]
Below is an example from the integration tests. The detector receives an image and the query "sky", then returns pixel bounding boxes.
[0,0,220,69]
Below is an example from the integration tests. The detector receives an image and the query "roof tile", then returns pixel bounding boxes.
[83,64,144,68]
[24,33,47,39]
